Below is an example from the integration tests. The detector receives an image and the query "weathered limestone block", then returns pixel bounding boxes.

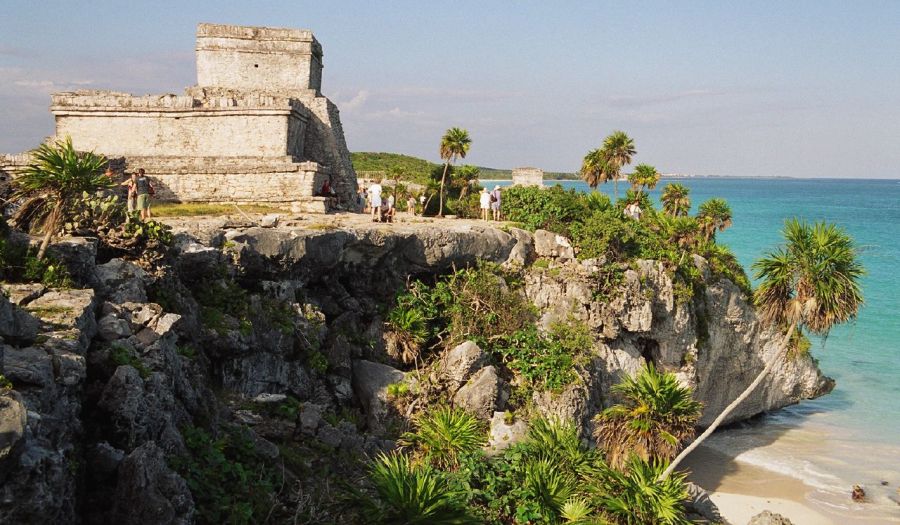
[486,411,528,456]
[440,341,488,391]
[453,366,507,420]
[111,442,195,525]
[351,359,404,433]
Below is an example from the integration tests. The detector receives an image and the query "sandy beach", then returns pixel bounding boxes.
[682,445,895,525]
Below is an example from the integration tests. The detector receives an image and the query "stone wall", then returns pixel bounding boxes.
[512,167,543,187]
[196,23,323,95]
[121,156,327,210]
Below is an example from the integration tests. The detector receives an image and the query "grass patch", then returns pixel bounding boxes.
[152,203,287,217]
[109,344,150,379]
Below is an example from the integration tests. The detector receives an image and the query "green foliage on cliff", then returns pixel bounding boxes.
[502,184,751,299]
[171,426,281,525]
[0,233,72,287]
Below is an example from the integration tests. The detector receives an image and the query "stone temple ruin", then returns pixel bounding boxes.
[2,23,358,212]
[511,167,544,187]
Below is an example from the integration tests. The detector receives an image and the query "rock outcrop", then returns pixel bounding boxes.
[0,220,833,523]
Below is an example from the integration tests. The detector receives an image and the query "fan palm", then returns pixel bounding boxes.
[438,128,472,217]
[593,364,702,470]
[12,136,111,259]
[627,163,660,197]
[400,406,485,470]
[579,148,610,190]
[454,165,480,201]
[600,131,636,200]
[663,219,864,479]
[590,456,691,525]
[696,198,732,241]
[364,452,478,524]
[660,183,691,217]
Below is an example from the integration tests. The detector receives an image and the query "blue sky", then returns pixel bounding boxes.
[2,1,899,177]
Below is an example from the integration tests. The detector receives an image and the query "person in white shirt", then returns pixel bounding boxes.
[479,187,491,220]
[369,179,383,222]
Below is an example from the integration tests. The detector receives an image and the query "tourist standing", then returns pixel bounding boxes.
[490,185,502,221]
[134,168,154,220]
[406,195,416,216]
[419,194,426,214]
[479,187,491,220]
[369,179,383,222]
[121,172,137,219]
[624,201,643,220]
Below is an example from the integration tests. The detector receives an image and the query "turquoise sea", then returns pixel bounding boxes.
[490,177,900,522]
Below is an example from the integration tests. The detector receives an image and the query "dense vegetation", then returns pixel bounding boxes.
[501,184,751,301]
[350,152,578,183]
[362,407,695,524]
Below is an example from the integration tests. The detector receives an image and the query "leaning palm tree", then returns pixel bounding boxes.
[579,148,610,190]
[696,198,733,241]
[660,183,691,217]
[594,364,702,470]
[600,131,636,200]
[662,219,864,479]
[437,128,472,217]
[12,136,110,259]
[627,163,661,197]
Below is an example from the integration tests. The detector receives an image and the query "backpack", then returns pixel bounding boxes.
[148,181,156,196]
[490,193,497,204]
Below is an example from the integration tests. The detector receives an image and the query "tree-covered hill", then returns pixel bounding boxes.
[351,152,578,183]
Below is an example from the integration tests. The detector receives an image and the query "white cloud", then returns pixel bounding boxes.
[340,89,369,111]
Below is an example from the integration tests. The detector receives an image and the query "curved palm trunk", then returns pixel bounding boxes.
[36,203,63,261]
[438,161,450,217]
[660,321,797,480]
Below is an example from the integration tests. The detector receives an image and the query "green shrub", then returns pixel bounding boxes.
[495,320,591,392]
[171,426,281,525]
[0,374,13,391]
[502,185,590,237]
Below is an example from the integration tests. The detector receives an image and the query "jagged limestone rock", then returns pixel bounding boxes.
[96,258,148,303]
[747,510,793,525]
[453,366,507,420]
[0,391,26,465]
[111,442,195,525]
[351,359,404,433]
[533,229,575,260]
[0,293,39,343]
[486,411,528,456]
[441,341,488,392]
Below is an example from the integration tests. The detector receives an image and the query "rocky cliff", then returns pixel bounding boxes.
[0,221,832,523]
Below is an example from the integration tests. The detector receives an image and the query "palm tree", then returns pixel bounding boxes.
[627,163,661,197]
[600,131,636,200]
[593,364,702,470]
[662,219,864,479]
[12,136,110,259]
[438,128,472,217]
[660,183,691,217]
[454,165,481,202]
[579,148,610,190]
[696,198,732,241]
[590,456,691,525]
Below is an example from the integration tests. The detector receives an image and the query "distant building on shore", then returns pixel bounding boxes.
[3,23,358,213]
[511,167,543,187]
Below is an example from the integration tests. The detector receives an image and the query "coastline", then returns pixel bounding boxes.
[684,445,898,525]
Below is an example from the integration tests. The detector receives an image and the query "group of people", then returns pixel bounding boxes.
[479,185,502,221]
[104,167,155,220]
